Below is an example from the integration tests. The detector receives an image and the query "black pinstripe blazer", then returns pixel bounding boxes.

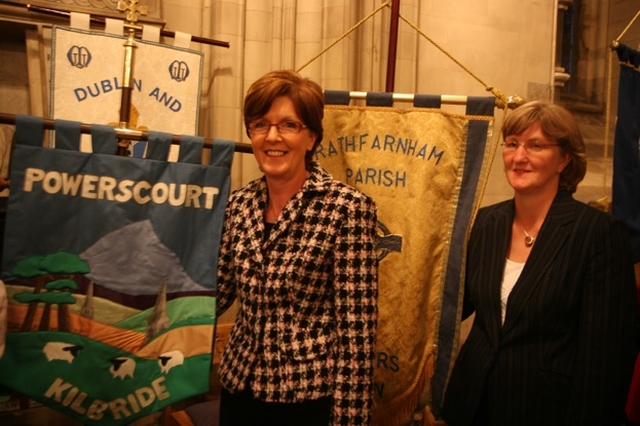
[441,191,637,426]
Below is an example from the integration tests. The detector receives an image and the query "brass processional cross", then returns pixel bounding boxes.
[115,0,148,156]
[19,2,230,154]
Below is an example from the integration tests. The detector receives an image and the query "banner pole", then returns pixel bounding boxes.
[24,3,230,48]
[117,26,137,155]
[0,112,253,154]
[385,0,400,92]
[115,0,146,156]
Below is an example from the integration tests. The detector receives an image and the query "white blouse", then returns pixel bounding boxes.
[501,258,525,324]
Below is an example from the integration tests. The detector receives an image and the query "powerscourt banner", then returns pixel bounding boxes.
[0,116,234,425]
[318,97,494,425]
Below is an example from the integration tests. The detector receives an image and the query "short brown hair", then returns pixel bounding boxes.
[243,70,324,168]
[501,100,587,193]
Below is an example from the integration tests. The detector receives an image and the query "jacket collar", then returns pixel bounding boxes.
[248,161,332,250]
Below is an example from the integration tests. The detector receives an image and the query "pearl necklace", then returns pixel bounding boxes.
[515,219,536,247]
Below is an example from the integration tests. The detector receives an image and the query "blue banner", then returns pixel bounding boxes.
[612,45,640,263]
[0,117,234,425]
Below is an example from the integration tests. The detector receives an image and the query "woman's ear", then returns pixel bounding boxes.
[558,152,571,174]
[307,132,317,151]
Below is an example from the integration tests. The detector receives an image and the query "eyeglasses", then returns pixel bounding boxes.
[501,140,560,153]
[248,120,307,135]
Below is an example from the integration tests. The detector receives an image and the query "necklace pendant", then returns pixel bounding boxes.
[524,235,535,247]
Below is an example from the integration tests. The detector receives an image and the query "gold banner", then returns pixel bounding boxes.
[318,104,494,425]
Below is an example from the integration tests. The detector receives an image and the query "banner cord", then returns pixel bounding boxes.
[614,10,640,43]
[397,14,510,110]
[603,47,614,204]
[296,2,518,111]
[296,2,391,73]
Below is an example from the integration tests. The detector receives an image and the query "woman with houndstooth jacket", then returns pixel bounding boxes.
[216,70,379,426]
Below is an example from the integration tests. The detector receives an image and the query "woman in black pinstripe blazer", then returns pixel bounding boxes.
[441,101,637,426]
[216,71,378,426]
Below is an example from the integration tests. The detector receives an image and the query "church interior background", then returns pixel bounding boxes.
[0,0,638,424]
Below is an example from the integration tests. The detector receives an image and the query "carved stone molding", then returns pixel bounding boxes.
[2,0,163,24]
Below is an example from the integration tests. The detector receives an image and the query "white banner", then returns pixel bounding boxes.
[50,26,203,155]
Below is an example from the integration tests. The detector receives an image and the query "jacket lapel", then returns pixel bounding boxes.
[483,204,513,348]
[265,163,330,245]
[500,192,576,339]
[244,179,268,261]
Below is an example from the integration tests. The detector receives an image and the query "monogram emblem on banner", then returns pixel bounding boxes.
[169,61,189,82]
[67,46,92,69]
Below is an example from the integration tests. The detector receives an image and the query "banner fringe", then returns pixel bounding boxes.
[373,367,427,426]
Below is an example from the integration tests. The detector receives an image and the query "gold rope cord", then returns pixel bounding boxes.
[397,13,510,110]
[601,47,614,208]
[615,10,640,42]
[296,1,392,73]
[296,2,516,111]
[396,12,515,211]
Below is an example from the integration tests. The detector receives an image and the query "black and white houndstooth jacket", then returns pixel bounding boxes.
[216,161,378,425]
